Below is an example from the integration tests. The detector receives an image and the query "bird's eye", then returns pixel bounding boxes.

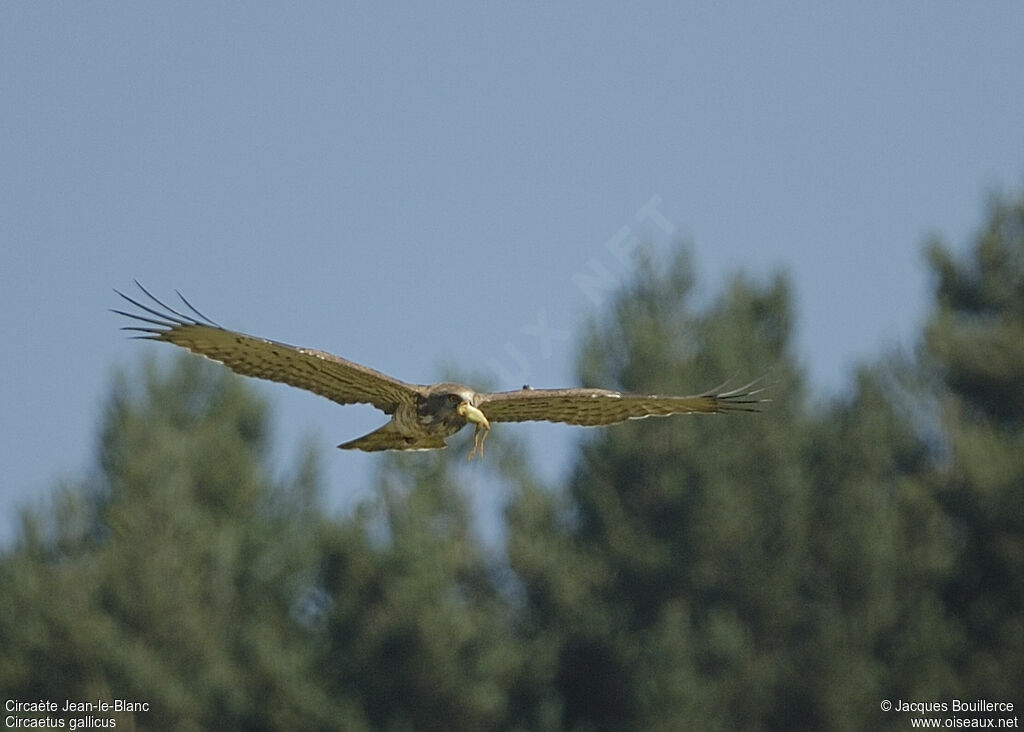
[447,394,460,404]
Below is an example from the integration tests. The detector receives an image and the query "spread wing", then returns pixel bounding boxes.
[113,282,421,414]
[476,379,767,426]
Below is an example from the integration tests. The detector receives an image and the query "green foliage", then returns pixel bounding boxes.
[923,194,1024,697]
[0,356,351,729]
[313,451,522,730]
[802,366,960,723]
[505,231,1021,729]
[3,193,1024,728]
[510,247,820,730]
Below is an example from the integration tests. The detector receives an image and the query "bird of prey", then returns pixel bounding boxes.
[113,283,768,459]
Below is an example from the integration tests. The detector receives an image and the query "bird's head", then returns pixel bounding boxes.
[420,383,480,424]
[420,383,490,459]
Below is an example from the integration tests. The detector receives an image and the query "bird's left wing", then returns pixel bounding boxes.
[113,283,420,414]
[476,379,767,426]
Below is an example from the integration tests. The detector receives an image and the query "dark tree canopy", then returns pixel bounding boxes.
[3,193,1023,729]
[924,195,1024,697]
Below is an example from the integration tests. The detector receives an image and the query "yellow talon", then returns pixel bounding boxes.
[457,402,490,460]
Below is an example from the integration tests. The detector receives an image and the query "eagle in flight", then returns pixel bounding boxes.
[114,283,767,459]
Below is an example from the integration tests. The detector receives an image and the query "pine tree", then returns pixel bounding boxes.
[506,243,968,730]
[803,365,958,727]
[7,192,1022,730]
[313,444,524,731]
[508,247,810,730]
[923,194,1024,698]
[0,355,354,729]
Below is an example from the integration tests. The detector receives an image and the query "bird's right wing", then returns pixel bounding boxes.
[477,379,768,426]
[113,283,420,414]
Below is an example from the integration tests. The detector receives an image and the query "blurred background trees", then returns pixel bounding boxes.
[2,193,1021,730]
[923,196,1024,698]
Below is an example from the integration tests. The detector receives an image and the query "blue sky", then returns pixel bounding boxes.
[3,3,1023,544]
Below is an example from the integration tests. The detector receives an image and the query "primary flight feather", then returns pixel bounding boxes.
[113,283,768,459]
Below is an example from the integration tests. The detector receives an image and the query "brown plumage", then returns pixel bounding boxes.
[113,283,768,459]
